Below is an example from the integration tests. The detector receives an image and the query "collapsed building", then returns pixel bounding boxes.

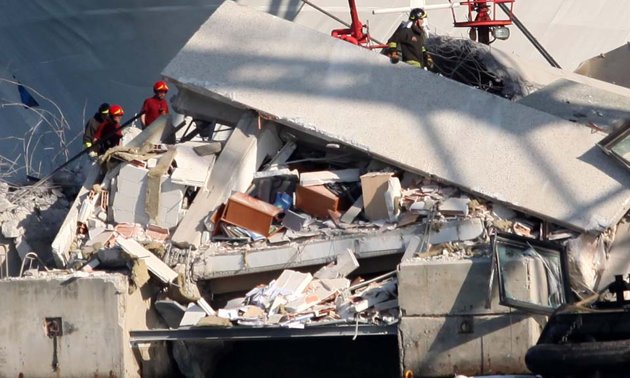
[2,2,630,377]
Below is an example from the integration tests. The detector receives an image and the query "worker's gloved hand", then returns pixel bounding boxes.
[389,52,400,64]
[88,151,98,158]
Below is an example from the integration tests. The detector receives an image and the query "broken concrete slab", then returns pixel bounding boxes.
[313,248,359,279]
[438,197,470,217]
[270,270,312,298]
[179,303,207,327]
[162,1,630,232]
[155,300,187,329]
[116,236,178,283]
[192,225,421,280]
[171,111,282,248]
[299,168,360,187]
[428,218,485,245]
[171,142,216,187]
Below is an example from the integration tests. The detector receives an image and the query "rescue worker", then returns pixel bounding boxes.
[140,80,169,129]
[83,103,109,153]
[386,8,433,69]
[92,104,124,154]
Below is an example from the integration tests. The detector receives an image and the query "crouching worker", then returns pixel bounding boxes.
[92,104,125,155]
[386,8,433,69]
[84,103,109,158]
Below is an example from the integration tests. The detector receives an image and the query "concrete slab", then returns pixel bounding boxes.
[399,315,542,377]
[163,2,630,232]
[192,226,421,280]
[399,258,508,316]
[0,275,144,377]
[518,79,630,131]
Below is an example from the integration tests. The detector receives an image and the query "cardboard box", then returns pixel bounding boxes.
[360,172,393,221]
[221,192,282,236]
[295,185,339,218]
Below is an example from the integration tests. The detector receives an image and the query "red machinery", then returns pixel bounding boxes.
[450,0,515,44]
[331,0,385,49]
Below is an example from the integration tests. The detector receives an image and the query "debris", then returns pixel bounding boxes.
[314,249,359,279]
[171,142,216,187]
[116,236,178,283]
[299,168,360,187]
[281,210,310,232]
[295,185,340,219]
[360,172,393,221]
[340,195,363,224]
[155,300,187,329]
[179,303,207,327]
[438,196,470,217]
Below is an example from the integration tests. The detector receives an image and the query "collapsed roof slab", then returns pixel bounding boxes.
[517,79,630,131]
[163,2,630,233]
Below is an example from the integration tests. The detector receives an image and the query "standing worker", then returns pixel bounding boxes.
[83,103,109,156]
[140,80,169,129]
[386,8,433,69]
[92,104,125,154]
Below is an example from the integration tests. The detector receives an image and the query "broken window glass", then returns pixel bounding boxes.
[598,122,630,171]
[493,233,569,315]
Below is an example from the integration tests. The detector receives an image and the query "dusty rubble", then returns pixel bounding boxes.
[20,110,618,332]
[0,171,81,276]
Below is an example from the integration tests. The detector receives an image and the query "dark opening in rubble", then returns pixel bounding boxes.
[212,336,399,378]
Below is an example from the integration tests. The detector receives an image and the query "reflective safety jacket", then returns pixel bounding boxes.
[387,24,428,68]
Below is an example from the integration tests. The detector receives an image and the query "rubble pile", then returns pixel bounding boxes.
[46,117,599,330]
[208,268,398,329]
[0,177,76,270]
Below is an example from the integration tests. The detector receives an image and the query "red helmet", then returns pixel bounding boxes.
[153,81,169,92]
[109,104,124,117]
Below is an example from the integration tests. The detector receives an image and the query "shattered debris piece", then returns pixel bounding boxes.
[438,196,470,217]
[512,219,536,237]
[299,168,360,187]
[155,300,187,329]
[281,209,310,231]
[116,236,178,283]
[179,303,207,327]
[340,195,363,224]
[428,218,484,245]
[171,142,216,187]
[295,185,340,219]
[314,249,359,279]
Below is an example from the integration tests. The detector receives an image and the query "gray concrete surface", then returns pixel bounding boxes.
[399,258,507,316]
[518,78,630,131]
[163,2,630,233]
[399,315,542,377]
[0,274,153,377]
[192,225,420,280]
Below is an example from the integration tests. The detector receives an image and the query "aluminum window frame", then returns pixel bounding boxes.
[597,122,630,171]
[492,232,571,315]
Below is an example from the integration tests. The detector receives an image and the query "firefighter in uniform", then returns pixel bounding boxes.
[140,80,169,129]
[386,8,433,69]
[92,104,125,154]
